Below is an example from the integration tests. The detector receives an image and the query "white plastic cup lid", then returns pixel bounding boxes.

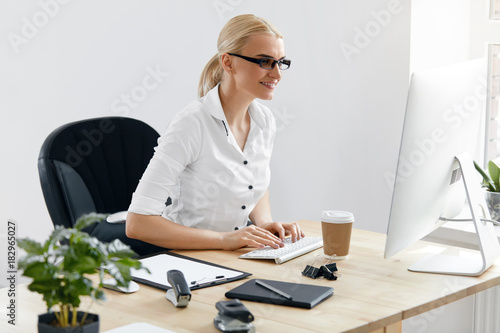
[321,210,355,223]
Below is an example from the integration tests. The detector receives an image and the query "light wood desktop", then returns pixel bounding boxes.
[2,219,500,333]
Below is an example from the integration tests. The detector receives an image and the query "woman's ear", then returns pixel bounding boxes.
[220,53,233,74]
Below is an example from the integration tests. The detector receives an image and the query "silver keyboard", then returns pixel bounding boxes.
[239,237,323,264]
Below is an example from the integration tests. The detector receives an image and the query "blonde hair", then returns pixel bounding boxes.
[198,14,283,98]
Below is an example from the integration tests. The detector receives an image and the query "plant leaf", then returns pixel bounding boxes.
[28,279,61,293]
[59,275,92,308]
[474,160,497,191]
[104,261,129,287]
[107,239,137,259]
[74,213,108,231]
[92,288,107,302]
[489,159,500,192]
[64,255,98,275]
[23,262,57,280]
[48,226,72,245]
[17,238,44,255]
[18,254,44,270]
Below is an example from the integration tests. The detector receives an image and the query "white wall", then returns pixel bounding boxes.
[0,0,411,246]
[410,0,471,73]
[469,0,500,59]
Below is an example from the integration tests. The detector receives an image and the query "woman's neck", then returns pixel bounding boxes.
[218,82,253,127]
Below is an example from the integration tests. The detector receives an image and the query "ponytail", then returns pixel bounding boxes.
[198,53,223,98]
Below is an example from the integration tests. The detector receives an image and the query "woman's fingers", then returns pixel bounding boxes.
[283,222,305,242]
[244,225,284,248]
[260,221,305,243]
[221,225,285,250]
[222,223,306,250]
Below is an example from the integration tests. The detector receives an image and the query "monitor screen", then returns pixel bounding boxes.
[385,58,487,261]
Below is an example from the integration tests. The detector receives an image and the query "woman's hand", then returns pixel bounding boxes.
[220,225,285,251]
[248,192,304,243]
[258,221,305,242]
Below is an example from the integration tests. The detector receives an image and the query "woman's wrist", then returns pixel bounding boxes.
[251,218,274,228]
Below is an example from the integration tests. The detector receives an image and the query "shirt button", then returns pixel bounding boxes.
[248,185,253,190]
[243,160,248,165]
[241,205,246,210]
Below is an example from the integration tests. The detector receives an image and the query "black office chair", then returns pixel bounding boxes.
[38,116,166,256]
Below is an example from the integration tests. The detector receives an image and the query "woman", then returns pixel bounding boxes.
[126,14,304,250]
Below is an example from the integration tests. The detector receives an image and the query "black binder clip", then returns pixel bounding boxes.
[320,263,338,280]
[302,264,321,279]
[302,256,322,279]
[214,299,255,333]
[302,257,340,280]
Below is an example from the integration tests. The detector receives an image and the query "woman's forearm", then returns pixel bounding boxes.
[126,211,284,250]
[249,190,273,227]
[126,212,223,250]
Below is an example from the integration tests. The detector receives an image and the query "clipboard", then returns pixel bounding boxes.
[225,279,333,309]
[131,251,251,290]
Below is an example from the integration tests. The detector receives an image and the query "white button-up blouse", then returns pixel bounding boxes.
[128,84,276,232]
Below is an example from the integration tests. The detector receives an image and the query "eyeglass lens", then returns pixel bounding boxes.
[260,58,290,70]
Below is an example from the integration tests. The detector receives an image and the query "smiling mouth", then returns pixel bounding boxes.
[261,82,276,89]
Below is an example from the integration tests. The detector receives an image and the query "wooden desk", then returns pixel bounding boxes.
[2,220,500,333]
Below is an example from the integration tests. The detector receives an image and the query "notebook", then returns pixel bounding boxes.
[225,279,333,309]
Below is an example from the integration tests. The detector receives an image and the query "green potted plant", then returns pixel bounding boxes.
[474,159,500,221]
[18,213,149,333]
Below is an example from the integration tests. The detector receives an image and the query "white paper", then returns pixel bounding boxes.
[103,322,175,333]
[131,253,244,288]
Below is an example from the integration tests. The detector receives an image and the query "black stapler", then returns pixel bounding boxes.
[214,299,255,332]
[165,270,191,307]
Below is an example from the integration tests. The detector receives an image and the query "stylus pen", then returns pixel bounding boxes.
[255,280,293,300]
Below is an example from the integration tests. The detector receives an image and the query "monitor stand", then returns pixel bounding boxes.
[408,152,500,276]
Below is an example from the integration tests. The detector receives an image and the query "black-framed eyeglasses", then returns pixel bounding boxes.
[228,53,291,70]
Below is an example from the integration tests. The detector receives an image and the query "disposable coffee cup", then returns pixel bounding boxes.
[321,210,354,260]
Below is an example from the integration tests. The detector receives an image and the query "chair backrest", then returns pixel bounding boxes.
[38,117,159,229]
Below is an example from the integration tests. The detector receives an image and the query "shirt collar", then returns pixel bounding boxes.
[201,83,226,122]
[201,83,267,130]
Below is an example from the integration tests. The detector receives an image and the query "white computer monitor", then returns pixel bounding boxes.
[384,58,500,276]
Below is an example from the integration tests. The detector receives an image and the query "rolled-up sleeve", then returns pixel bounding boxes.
[128,108,202,215]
